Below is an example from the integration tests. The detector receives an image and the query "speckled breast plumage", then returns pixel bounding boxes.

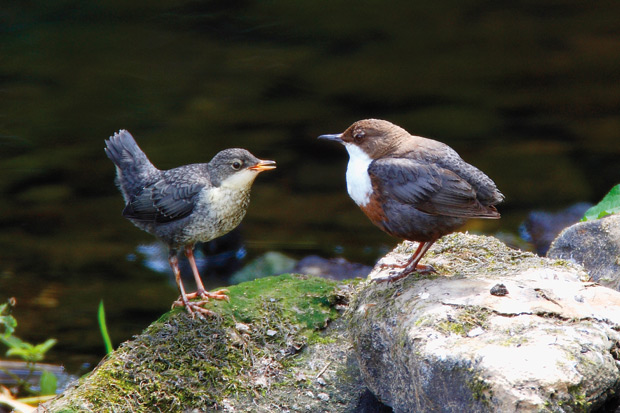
[135,186,252,250]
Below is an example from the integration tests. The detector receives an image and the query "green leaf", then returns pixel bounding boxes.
[34,338,58,356]
[98,300,114,354]
[6,347,38,361]
[0,315,17,337]
[1,334,30,351]
[4,336,56,362]
[582,184,620,222]
[40,370,58,395]
[0,302,17,338]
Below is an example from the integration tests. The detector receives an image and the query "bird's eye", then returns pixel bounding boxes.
[231,160,242,170]
[353,131,365,142]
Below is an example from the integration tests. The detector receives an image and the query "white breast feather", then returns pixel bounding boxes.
[220,169,259,190]
[344,143,373,207]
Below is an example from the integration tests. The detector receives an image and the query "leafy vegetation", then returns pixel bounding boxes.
[2,335,57,364]
[0,299,58,401]
[582,184,620,221]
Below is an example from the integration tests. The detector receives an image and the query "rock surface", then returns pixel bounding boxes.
[37,274,381,413]
[349,233,620,412]
[37,233,620,412]
[547,214,620,290]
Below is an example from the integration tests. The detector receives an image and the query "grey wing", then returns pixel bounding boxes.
[123,180,205,223]
[369,158,500,218]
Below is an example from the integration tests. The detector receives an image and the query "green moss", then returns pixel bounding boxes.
[209,273,340,329]
[414,315,432,327]
[436,306,490,337]
[564,384,591,411]
[306,332,338,345]
[499,335,528,347]
[467,375,492,404]
[436,319,467,336]
[42,274,348,412]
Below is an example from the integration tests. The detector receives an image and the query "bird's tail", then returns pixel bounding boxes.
[105,130,159,201]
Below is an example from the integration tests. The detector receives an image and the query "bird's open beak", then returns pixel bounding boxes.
[318,133,343,143]
[249,159,277,172]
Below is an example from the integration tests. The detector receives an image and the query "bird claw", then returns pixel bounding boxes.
[373,263,436,283]
[374,270,409,283]
[410,263,436,274]
[204,289,230,302]
[172,288,230,318]
[185,288,230,302]
[171,299,216,318]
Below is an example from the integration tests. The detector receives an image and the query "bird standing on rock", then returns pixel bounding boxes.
[105,130,276,317]
[319,119,503,282]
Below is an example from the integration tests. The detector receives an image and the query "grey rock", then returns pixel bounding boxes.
[519,202,591,255]
[293,255,372,280]
[229,251,298,284]
[229,252,372,284]
[547,214,620,289]
[350,233,620,412]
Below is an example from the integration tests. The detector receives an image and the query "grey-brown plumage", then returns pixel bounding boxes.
[105,130,276,316]
[319,119,503,282]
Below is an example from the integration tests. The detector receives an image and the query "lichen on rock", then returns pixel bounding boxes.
[349,233,620,412]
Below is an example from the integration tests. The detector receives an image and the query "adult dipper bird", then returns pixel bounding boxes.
[105,130,275,317]
[319,119,503,282]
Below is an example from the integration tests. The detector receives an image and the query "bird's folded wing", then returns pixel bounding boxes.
[369,158,498,218]
[123,180,204,223]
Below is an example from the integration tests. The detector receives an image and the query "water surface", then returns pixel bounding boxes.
[1,1,619,371]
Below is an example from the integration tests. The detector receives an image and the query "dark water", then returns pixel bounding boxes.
[1,1,619,372]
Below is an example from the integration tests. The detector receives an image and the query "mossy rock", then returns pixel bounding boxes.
[38,274,367,412]
[351,233,620,412]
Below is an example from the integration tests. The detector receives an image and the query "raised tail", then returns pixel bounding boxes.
[105,130,159,201]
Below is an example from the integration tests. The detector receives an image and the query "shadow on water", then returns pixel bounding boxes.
[1,1,620,371]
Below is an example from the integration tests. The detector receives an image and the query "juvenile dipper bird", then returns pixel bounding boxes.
[319,119,503,282]
[105,130,275,316]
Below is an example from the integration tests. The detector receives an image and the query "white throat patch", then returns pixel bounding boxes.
[220,169,259,190]
[344,143,373,206]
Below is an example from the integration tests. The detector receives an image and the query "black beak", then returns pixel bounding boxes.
[318,133,343,143]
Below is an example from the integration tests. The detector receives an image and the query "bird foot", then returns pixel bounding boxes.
[185,289,230,302]
[373,263,436,283]
[410,263,436,274]
[373,269,410,283]
[172,289,230,318]
[171,299,216,319]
